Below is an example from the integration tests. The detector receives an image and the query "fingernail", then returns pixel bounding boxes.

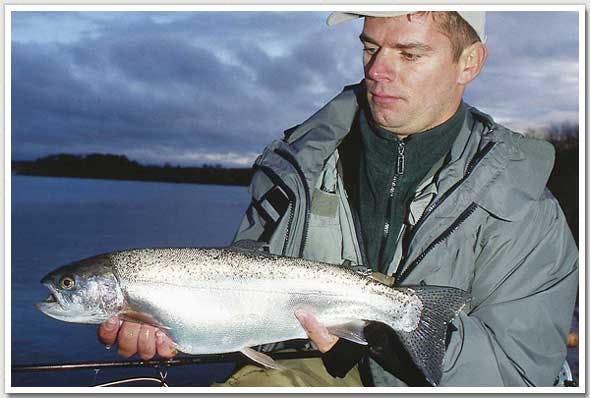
[156,330,164,344]
[104,317,118,331]
[294,310,306,321]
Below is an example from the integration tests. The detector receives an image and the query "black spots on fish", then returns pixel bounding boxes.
[411,287,469,310]
[153,250,170,265]
[365,322,431,386]
[394,286,469,386]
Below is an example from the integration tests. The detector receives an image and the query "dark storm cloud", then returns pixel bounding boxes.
[11,11,366,165]
[11,10,579,165]
[465,11,579,130]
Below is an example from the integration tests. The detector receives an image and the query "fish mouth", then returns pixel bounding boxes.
[41,292,58,303]
[35,292,66,320]
[37,283,64,311]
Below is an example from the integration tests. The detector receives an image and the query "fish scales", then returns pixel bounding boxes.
[36,245,470,386]
[108,248,423,353]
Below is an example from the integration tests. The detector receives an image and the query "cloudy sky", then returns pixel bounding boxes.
[11,10,580,167]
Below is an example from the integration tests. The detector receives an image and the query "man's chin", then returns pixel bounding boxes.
[368,108,405,132]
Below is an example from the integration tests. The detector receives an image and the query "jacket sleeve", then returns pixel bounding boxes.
[233,200,269,243]
[440,189,578,386]
[232,155,289,247]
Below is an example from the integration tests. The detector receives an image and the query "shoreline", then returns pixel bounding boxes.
[12,154,254,187]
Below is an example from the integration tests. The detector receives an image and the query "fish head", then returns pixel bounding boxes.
[36,254,126,324]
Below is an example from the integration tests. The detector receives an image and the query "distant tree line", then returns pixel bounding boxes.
[545,126,578,244]
[11,122,579,243]
[12,153,254,187]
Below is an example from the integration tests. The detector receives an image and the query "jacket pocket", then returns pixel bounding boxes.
[303,220,344,264]
[303,189,344,263]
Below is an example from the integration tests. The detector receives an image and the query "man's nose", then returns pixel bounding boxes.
[365,50,395,81]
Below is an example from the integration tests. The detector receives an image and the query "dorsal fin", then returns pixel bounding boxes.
[350,265,373,277]
[230,240,268,252]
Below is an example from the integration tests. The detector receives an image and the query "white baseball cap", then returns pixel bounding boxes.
[327,11,486,42]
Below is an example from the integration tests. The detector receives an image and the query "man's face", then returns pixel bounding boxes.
[361,14,465,137]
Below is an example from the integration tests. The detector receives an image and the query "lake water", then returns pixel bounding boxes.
[11,175,251,387]
[10,174,579,387]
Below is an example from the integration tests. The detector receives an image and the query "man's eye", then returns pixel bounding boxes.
[363,46,379,55]
[401,52,421,61]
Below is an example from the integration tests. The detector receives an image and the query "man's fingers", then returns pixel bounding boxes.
[137,324,157,360]
[294,310,339,353]
[155,330,177,359]
[98,316,120,346]
[98,317,175,360]
[117,322,141,358]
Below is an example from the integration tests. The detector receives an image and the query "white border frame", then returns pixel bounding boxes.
[3,3,585,395]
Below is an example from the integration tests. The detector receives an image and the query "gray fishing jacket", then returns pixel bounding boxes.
[233,83,578,387]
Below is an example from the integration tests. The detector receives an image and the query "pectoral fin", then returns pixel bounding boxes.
[240,347,284,371]
[326,320,368,345]
[119,310,171,330]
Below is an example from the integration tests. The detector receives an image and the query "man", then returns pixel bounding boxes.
[98,11,578,387]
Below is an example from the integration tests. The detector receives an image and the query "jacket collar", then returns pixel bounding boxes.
[434,106,555,221]
[282,83,363,190]
[283,83,555,222]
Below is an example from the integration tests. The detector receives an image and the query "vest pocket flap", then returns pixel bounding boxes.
[311,189,338,218]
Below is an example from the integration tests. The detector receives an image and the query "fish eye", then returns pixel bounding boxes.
[59,276,75,290]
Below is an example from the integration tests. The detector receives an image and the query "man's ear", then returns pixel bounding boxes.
[457,42,488,85]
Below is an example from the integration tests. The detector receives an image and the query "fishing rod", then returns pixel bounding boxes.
[12,349,323,373]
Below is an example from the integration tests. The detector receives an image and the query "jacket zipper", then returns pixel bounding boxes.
[349,200,369,267]
[377,140,406,270]
[274,148,311,258]
[395,202,478,283]
[394,140,496,284]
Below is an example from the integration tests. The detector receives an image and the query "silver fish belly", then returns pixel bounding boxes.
[37,245,469,385]
[110,247,423,353]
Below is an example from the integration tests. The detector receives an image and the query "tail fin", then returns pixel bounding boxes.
[396,286,470,386]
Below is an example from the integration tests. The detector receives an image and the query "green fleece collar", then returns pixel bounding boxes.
[281,82,555,222]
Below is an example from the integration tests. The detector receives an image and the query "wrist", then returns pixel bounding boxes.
[321,338,368,378]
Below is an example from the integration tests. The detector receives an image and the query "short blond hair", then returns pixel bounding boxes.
[411,12,482,62]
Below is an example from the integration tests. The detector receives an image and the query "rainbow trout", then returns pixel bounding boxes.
[36,243,468,385]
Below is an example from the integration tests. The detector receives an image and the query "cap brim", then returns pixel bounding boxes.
[327,11,411,26]
[327,11,486,42]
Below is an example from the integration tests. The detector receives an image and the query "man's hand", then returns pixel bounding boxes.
[294,310,339,352]
[295,310,370,378]
[98,316,177,360]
